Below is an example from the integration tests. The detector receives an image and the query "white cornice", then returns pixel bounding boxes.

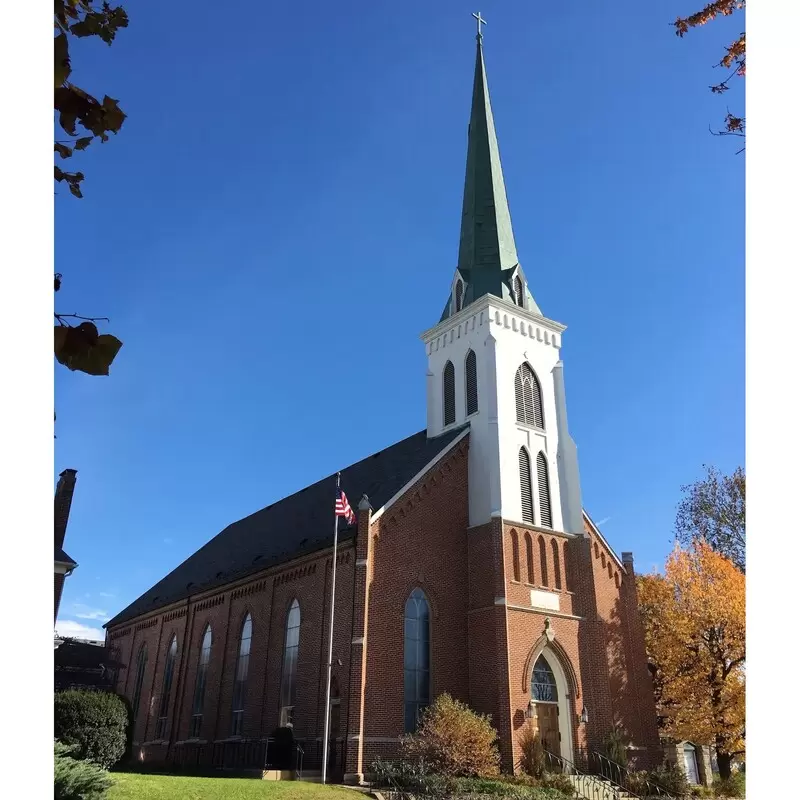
[583,511,627,573]
[420,293,566,344]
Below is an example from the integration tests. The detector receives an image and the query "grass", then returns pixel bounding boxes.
[108,773,361,800]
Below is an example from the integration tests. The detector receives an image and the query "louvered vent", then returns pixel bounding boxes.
[537,452,552,528]
[443,361,456,426]
[519,448,534,524]
[514,364,545,429]
[465,350,478,415]
[455,280,464,312]
[514,275,524,307]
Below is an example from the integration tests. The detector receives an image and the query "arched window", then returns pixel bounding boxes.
[131,644,148,728]
[519,447,534,524]
[404,589,430,733]
[231,613,252,736]
[539,536,549,587]
[511,530,521,581]
[551,540,562,590]
[155,636,178,740]
[465,350,478,415]
[531,654,558,702]
[513,275,524,307]
[443,361,456,426]
[455,280,464,313]
[514,364,544,429]
[537,452,552,529]
[280,600,301,727]
[190,625,212,739]
[525,533,535,584]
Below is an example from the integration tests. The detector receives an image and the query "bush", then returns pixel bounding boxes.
[540,773,575,796]
[518,722,546,779]
[400,694,501,778]
[54,741,114,800]
[714,772,745,798]
[602,727,629,767]
[647,763,691,797]
[54,690,129,769]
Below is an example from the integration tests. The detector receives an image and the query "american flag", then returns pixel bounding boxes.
[335,487,356,525]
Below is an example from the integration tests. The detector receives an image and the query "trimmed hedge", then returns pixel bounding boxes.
[54,690,129,769]
[54,741,114,800]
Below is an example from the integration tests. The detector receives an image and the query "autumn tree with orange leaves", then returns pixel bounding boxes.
[638,542,744,779]
[673,1,746,149]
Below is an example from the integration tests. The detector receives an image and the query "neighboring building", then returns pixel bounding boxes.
[54,637,126,693]
[104,28,661,782]
[663,740,715,787]
[54,469,78,624]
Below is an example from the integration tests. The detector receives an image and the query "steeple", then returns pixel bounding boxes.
[441,20,540,321]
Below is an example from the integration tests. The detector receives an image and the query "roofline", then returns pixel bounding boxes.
[370,427,470,524]
[55,559,77,574]
[582,510,627,574]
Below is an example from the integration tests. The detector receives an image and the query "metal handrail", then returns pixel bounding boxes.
[588,751,679,799]
[541,749,627,800]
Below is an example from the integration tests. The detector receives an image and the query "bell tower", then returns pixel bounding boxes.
[421,19,584,535]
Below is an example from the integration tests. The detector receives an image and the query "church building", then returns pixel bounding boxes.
[105,27,660,782]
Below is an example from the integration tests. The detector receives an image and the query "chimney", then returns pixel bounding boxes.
[55,469,78,550]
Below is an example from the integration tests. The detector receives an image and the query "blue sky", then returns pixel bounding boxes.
[54,1,744,639]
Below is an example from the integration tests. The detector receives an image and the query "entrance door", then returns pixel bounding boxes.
[535,703,560,756]
[683,745,699,785]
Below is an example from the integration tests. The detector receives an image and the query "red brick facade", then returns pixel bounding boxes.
[106,433,660,779]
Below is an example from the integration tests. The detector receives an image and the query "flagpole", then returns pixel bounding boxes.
[321,472,341,785]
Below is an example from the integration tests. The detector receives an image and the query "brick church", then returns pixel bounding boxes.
[105,27,660,782]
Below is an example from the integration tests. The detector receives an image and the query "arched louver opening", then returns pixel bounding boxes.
[404,589,430,733]
[525,533,535,584]
[519,447,534,524]
[513,275,524,307]
[537,452,552,528]
[511,530,521,581]
[443,361,456,426]
[551,539,562,590]
[514,364,544,429]
[455,280,464,313]
[465,350,478,416]
[131,644,148,729]
[231,613,252,736]
[280,600,301,727]
[155,636,178,740]
[539,536,549,587]
[190,625,212,738]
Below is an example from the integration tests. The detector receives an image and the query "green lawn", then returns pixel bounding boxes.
[108,773,361,800]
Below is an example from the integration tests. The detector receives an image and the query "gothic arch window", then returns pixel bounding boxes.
[513,275,524,307]
[190,625,212,739]
[514,364,544,429]
[551,539,562,590]
[537,452,552,529]
[443,361,456,426]
[131,644,148,729]
[455,280,464,313]
[404,588,430,733]
[465,350,478,416]
[519,447,534,524]
[531,654,558,702]
[280,600,301,727]
[231,613,252,736]
[511,530,521,581]
[539,536,549,587]
[155,635,178,740]
[525,533,535,584]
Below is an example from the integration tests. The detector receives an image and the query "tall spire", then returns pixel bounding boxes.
[441,17,540,321]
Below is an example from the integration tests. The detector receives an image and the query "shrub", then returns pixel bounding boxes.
[540,772,575,796]
[648,763,691,797]
[518,722,545,779]
[54,741,113,800]
[714,772,745,798]
[602,727,629,767]
[54,690,129,769]
[400,694,501,778]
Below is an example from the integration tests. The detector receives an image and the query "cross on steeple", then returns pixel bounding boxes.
[472,11,487,39]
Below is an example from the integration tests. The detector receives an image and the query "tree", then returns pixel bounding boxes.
[638,542,745,779]
[54,2,127,377]
[675,465,745,573]
[673,1,746,149]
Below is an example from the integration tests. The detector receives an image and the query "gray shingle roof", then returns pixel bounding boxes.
[106,426,467,628]
[55,546,77,566]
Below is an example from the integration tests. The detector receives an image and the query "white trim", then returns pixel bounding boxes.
[369,427,470,523]
[494,596,507,605]
[582,510,627,572]
[54,560,76,574]
[533,646,575,764]
[507,604,583,621]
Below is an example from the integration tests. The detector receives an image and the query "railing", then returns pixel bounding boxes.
[541,749,622,800]
[579,750,678,799]
[168,737,303,776]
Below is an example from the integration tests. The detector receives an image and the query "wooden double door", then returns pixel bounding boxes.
[534,702,560,756]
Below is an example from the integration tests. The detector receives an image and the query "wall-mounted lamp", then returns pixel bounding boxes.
[579,706,589,725]
[525,699,536,721]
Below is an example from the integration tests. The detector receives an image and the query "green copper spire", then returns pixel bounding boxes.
[441,20,540,321]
